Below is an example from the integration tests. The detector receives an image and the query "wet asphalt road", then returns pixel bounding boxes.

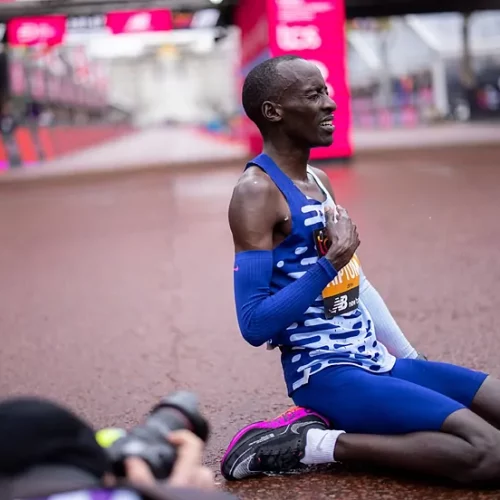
[1,144,500,499]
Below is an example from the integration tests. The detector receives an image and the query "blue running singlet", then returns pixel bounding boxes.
[245,153,396,395]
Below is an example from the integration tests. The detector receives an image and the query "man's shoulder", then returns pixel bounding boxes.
[228,166,282,233]
[309,165,328,182]
[231,166,278,204]
[308,165,335,199]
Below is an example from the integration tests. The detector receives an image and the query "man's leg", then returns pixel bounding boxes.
[332,408,499,484]
[471,377,500,429]
[222,366,500,485]
[389,358,500,430]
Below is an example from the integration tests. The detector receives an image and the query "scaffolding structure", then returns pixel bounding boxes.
[346,11,500,123]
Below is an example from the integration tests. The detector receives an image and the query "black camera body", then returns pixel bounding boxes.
[105,391,210,480]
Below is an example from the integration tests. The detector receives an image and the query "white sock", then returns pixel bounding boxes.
[300,428,346,465]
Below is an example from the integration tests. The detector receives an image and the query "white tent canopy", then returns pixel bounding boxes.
[347,10,500,83]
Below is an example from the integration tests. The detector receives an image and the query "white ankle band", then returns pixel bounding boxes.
[301,428,346,466]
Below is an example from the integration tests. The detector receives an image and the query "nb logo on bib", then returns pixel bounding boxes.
[313,227,361,319]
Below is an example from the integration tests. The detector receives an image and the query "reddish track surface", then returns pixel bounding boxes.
[1,144,500,499]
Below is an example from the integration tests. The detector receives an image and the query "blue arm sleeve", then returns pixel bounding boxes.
[233,250,338,347]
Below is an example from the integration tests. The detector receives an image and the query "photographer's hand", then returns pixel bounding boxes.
[121,430,214,491]
[167,430,215,491]
[124,456,156,485]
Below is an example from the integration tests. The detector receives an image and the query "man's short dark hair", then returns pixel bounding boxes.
[242,55,303,132]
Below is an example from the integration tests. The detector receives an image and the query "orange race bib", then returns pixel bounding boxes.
[313,227,361,319]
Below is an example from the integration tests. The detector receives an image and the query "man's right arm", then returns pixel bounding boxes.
[229,173,339,347]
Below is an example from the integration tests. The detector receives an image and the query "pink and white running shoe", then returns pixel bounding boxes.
[220,406,329,481]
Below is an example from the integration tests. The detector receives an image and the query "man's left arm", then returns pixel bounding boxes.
[312,167,421,359]
[359,269,418,359]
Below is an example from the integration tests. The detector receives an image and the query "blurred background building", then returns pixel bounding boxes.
[0,0,499,169]
[347,11,500,127]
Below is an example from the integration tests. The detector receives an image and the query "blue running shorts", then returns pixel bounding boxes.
[291,358,489,435]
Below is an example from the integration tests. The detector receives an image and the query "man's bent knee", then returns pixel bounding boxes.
[443,409,500,484]
[453,439,500,485]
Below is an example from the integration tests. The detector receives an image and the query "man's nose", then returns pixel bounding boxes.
[323,94,337,113]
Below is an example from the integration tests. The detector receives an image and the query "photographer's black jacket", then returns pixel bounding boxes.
[1,466,238,500]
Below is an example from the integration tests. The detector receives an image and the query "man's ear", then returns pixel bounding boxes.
[261,101,282,123]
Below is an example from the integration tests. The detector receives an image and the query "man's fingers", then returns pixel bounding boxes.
[324,205,335,222]
[336,205,348,218]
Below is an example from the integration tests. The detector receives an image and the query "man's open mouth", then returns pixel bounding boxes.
[319,117,334,131]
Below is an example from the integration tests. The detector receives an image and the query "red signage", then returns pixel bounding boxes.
[105,9,172,35]
[268,0,353,159]
[234,0,353,160]
[172,12,194,29]
[7,16,67,46]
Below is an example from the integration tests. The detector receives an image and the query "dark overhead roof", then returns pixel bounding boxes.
[0,0,233,19]
[346,0,500,17]
[0,0,498,21]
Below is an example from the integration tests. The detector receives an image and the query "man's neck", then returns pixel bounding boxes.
[262,137,310,181]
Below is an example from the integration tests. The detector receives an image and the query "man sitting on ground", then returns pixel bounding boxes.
[220,55,500,487]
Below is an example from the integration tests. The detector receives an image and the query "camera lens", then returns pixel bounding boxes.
[100,391,210,479]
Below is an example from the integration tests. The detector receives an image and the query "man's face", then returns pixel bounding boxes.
[263,59,337,148]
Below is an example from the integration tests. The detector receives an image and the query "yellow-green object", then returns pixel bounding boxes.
[96,427,126,449]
